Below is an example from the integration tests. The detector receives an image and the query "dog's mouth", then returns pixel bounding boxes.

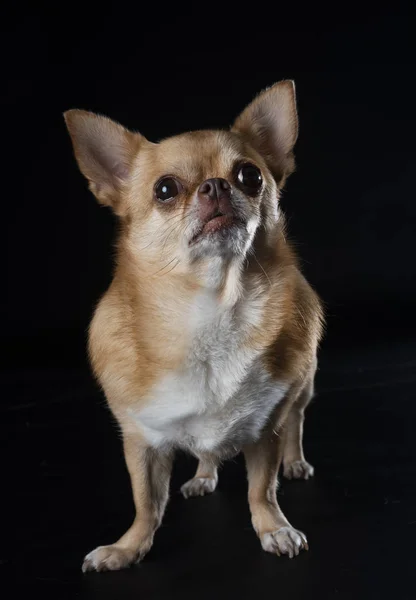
[189,212,246,245]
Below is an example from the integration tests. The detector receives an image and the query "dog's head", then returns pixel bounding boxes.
[65,81,298,268]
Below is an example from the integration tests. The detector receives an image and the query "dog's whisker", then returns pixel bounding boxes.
[141,213,189,251]
[160,258,181,276]
[252,252,272,288]
[151,256,180,276]
[160,217,190,256]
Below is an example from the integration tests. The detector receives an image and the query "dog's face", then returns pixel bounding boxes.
[65,81,298,268]
[125,131,274,263]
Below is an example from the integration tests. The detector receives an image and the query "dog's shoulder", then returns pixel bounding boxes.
[261,266,323,382]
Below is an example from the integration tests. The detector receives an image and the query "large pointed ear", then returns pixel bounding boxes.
[231,80,298,182]
[64,110,143,215]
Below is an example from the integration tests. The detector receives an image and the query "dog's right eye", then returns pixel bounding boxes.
[155,178,181,202]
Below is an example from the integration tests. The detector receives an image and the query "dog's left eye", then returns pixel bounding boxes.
[236,163,263,194]
[155,178,181,202]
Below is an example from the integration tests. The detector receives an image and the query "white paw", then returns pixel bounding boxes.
[181,476,217,499]
[82,545,137,573]
[283,459,314,480]
[261,526,309,558]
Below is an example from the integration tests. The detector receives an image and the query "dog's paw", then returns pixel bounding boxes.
[261,526,309,558]
[283,459,314,480]
[82,545,138,573]
[181,476,217,498]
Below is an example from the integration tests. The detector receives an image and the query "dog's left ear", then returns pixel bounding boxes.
[231,80,298,181]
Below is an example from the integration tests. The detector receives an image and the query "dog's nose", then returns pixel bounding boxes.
[197,179,232,220]
[198,178,231,201]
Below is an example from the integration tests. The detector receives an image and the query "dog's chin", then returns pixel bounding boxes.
[188,218,249,259]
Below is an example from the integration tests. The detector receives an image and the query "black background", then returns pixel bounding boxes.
[3,3,416,599]
[3,3,416,368]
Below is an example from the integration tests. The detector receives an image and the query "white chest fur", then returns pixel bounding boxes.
[128,289,287,456]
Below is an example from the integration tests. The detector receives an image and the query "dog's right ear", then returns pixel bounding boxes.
[64,110,144,215]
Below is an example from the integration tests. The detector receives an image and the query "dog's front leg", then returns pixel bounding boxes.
[244,395,309,559]
[82,435,173,572]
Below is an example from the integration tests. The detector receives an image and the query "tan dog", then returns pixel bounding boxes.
[65,80,323,572]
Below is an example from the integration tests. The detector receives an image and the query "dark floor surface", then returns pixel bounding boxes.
[2,335,416,599]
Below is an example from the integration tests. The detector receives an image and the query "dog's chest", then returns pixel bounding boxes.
[130,291,287,454]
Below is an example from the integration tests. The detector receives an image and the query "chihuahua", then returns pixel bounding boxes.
[65,80,323,572]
